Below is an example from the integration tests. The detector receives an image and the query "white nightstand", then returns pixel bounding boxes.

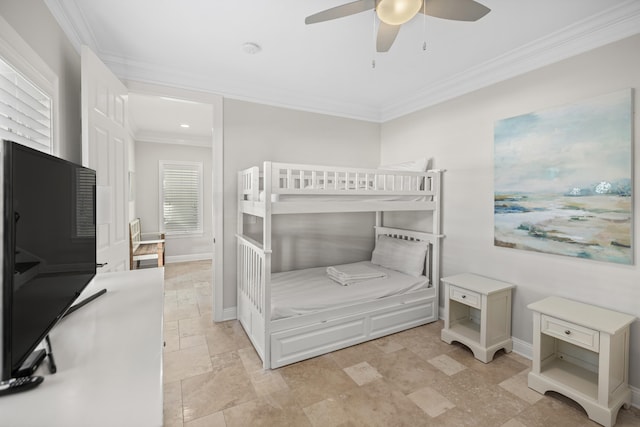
[441,273,515,363]
[528,296,634,427]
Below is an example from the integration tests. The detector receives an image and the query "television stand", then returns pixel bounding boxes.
[0,268,164,426]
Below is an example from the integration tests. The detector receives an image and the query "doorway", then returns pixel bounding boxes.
[126,81,224,322]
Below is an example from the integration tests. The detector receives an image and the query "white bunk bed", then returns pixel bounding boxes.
[237,161,443,369]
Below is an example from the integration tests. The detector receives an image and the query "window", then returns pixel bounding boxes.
[159,161,203,235]
[0,16,57,154]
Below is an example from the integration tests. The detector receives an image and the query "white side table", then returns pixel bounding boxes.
[528,296,634,427]
[441,273,515,363]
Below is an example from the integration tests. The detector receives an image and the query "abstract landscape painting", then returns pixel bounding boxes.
[494,89,633,264]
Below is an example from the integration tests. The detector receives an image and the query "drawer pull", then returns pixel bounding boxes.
[462,295,466,299]
[564,330,571,335]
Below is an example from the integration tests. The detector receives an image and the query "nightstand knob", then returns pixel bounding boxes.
[564,330,571,335]
[462,295,466,299]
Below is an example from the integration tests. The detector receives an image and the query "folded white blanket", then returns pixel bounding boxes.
[326,263,387,286]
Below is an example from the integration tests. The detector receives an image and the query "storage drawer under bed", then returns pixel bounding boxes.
[270,298,435,368]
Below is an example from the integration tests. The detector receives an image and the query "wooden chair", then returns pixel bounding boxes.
[129,218,165,270]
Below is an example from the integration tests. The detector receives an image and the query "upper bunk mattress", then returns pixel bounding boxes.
[270,261,429,320]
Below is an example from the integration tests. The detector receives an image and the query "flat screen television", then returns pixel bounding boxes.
[1,140,96,383]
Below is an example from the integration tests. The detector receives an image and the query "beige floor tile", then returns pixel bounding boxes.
[162,262,640,427]
[514,392,601,427]
[163,345,212,383]
[343,361,383,386]
[328,341,384,368]
[223,390,310,427]
[181,364,256,423]
[499,369,544,405]
[428,354,467,376]
[431,369,530,426]
[180,334,207,350]
[164,380,183,427]
[279,355,358,408]
[184,411,226,427]
[371,335,405,353]
[164,324,181,353]
[249,369,290,396]
[304,379,431,427]
[179,314,217,338]
[501,419,528,427]
[238,347,263,373]
[367,348,445,394]
[408,386,455,418]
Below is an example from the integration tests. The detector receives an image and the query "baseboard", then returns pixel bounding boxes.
[165,253,213,264]
[222,306,237,322]
[511,336,533,360]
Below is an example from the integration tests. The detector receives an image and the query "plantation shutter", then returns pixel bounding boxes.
[0,55,52,153]
[160,161,203,235]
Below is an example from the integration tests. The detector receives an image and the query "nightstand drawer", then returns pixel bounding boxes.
[541,315,600,352]
[449,285,481,309]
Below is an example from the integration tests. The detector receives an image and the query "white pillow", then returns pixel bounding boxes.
[371,235,429,277]
[378,157,430,172]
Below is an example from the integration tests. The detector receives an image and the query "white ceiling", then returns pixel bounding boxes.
[128,93,213,147]
[46,0,640,123]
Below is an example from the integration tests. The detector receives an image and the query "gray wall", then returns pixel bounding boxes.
[135,141,213,261]
[0,0,82,162]
[223,100,381,309]
[380,34,640,388]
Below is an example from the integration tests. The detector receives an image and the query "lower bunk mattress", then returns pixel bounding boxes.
[270,261,429,320]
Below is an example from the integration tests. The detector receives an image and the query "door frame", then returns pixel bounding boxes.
[125,80,224,322]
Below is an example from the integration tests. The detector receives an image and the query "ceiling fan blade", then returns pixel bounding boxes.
[376,22,401,52]
[305,0,375,25]
[421,0,490,22]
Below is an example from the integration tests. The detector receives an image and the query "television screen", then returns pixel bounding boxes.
[2,141,96,381]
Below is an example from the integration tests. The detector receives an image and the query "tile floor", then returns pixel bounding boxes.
[162,261,640,427]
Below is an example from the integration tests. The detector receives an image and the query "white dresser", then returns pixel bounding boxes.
[528,296,634,427]
[440,273,515,363]
[0,268,164,427]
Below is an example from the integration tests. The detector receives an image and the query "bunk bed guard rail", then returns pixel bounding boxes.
[240,162,437,200]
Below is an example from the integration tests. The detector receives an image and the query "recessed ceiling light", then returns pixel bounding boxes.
[242,42,262,55]
[180,123,190,128]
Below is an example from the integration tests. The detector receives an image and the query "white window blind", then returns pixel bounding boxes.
[0,55,52,153]
[160,161,203,235]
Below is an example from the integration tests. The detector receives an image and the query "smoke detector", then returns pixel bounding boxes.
[242,42,262,55]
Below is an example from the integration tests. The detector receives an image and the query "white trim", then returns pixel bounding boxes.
[632,386,640,410]
[381,0,640,121]
[222,306,237,322]
[45,1,640,123]
[123,80,225,324]
[165,253,213,264]
[0,15,59,156]
[134,130,212,148]
[43,0,97,53]
[511,336,533,361]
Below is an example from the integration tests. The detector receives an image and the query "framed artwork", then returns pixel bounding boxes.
[494,89,633,264]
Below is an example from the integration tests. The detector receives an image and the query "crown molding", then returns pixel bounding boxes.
[134,130,212,148]
[43,0,98,53]
[380,0,640,121]
[44,0,640,124]
[101,53,382,123]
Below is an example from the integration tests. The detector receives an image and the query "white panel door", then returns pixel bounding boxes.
[81,46,129,273]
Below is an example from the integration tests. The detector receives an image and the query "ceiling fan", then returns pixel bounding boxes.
[305,0,491,52]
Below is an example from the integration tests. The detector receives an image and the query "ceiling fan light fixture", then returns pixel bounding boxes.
[376,0,423,25]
